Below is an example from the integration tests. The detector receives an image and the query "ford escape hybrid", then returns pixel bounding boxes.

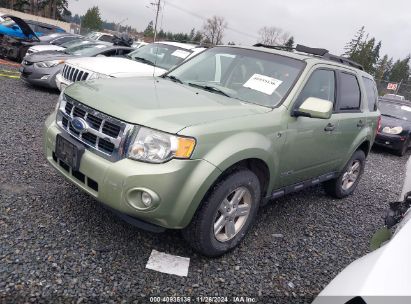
[43,44,379,256]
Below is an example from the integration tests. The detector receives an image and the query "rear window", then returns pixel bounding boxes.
[338,73,361,111]
[362,77,378,111]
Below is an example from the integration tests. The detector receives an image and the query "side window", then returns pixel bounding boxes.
[362,77,378,112]
[99,35,113,42]
[338,73,361,111]
[101,49,117,57]
[295,69,335,107]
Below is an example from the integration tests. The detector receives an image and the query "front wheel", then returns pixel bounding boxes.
[395,138,409,156]
[182,169,261,257]
[324,150,365,198]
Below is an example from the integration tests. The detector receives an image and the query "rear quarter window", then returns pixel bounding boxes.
[338,72,361,111]
[362,77,378,112]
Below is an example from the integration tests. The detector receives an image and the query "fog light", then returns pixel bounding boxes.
[41,75,50,80]
[141,191,153,207]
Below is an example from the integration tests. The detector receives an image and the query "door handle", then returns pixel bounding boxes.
[357,120,365,128]
[324,123,335,131]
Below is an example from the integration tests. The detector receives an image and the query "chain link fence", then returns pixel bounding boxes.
[375,79,411,101]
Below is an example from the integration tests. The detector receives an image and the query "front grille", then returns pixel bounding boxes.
[62,64,90,83]
[56,95,134,162]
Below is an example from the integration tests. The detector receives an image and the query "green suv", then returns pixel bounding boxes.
[43,44,379,256]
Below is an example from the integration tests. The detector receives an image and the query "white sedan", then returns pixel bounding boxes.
[55,41,205,91]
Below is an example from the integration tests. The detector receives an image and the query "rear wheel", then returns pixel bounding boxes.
[324,150,365,198]
[182,169,261,257]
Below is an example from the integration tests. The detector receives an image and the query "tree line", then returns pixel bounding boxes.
[344,26,410,83]
[1,0,71,20]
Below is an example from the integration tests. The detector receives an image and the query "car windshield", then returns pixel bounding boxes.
[384,94,404,100]
[127,43,193,70]
[166,46,305,107]
[65,44,109,56]
[60,39,87,48]
[379,101,411,121]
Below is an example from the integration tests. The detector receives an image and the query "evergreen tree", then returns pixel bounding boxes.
[189,28,195,41]
[82,6,103,31]
[389,56,410,82]
[193,31,203,42]
[343,26,365,58]
[375,54,390,80]
[144,21,154,37]
[284,36,294,51]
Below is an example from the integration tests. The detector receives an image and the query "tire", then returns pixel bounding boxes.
[182,169,261,257]
[395,138,409,157]
[324,150,366,199]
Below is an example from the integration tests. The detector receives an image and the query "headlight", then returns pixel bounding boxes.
[382,126,403,135]
[127,127,196,163]
[55,92,64,112]
[88,72,111,80]
[35,60,64,68]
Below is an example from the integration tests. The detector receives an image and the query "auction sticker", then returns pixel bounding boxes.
[401,105,411,112]
[243,73,282,95]
[171,49,190,59]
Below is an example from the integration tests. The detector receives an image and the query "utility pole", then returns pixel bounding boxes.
[153,0,161,42]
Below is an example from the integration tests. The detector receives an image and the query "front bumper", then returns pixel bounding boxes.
[374,132,405,151]
[20,63,62,89]
[43,114,221,229]
[55,73,72,91]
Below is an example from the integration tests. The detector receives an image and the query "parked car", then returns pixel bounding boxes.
[85,31,115,43]
[0,15,64,39]
[313,158,411,304]
[20,43,133,89]
[25,33,82,56]
[55,41,206,91]
[43,44,379,256]
[27,38,110,54]
[0,15,41,61]
[383,93,406,101]
[374,98,411,156]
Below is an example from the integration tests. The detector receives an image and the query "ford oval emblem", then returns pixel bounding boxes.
[71,117,88,133]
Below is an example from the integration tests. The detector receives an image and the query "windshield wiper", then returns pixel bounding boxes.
[188,82,231,97]
[133,56,155,66]
[382,114,401,119]
[163,75,183,84]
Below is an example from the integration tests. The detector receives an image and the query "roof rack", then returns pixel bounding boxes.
[253,43,364,71]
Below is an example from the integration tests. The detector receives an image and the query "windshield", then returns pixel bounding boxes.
[60,39,87,48]
[167,47,305,107]
[65,44,109,56]
[127,43,193,70]
[384,94,404,101]
[379,101,411,121]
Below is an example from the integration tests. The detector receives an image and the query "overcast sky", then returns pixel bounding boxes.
[68,0,410,60]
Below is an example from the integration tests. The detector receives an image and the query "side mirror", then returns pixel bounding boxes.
[294,97,333,119]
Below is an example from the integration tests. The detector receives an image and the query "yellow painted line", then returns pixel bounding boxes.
[0,69,20,74]
[0,73,20,79]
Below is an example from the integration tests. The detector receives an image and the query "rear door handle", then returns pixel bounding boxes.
[357,120,365,128]
[324,123,335,131]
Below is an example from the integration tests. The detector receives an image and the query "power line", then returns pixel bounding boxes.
[164,0,259,41]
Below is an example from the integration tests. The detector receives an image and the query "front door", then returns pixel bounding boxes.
[279,68,341,187]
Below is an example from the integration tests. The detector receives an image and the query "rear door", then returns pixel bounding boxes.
[279,67,341,186]
[332,70,365,160]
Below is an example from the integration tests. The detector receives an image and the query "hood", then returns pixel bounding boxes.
[380,114,411,129]
[314,216,411,303]
[4,15,39,41]
[25,50,74,63]
[67,57,167,77]
[64,77,271,134]
[29,44,64,53]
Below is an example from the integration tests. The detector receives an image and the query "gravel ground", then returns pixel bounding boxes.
[0,62,409,303]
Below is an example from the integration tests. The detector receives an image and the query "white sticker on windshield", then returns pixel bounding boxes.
[243,73,283,95]
[171,49,190,59]
[401,105,411,112]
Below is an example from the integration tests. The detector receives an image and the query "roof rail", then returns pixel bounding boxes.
[253,43,364,71]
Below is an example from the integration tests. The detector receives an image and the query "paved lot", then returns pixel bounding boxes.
[0,62,409,303]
